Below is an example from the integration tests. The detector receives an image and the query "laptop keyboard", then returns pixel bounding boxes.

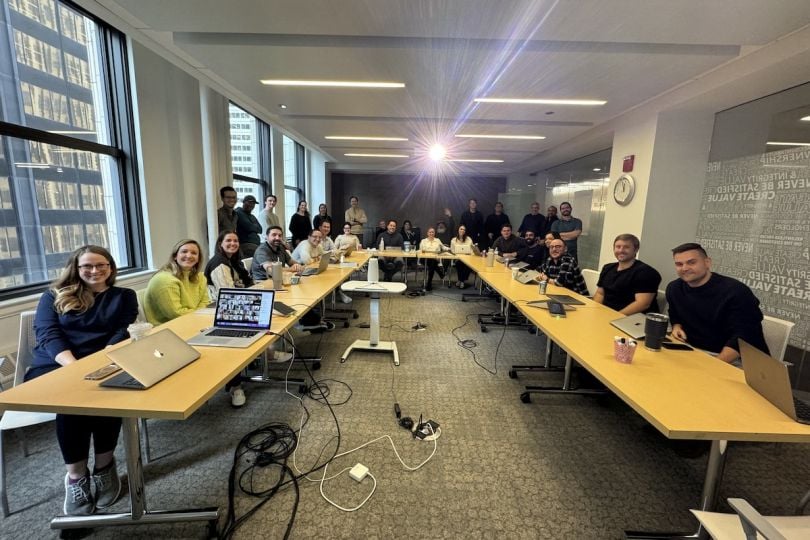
[793,396,810,421]
[208,329,259,338]
[119,376,144,389]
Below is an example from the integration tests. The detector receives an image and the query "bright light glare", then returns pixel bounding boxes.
[474,97,606,106]
[455,134,545,140]
[261,79,404,88]
[428,144,447,161]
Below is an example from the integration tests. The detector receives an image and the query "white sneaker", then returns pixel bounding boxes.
[230,386,246,407]
[271,350,293,363]
[339,292,352,304]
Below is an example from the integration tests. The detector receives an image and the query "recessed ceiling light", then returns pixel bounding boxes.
[344,153,409,158]
[278,104,287,109]
[474,98,606,106]
[766,141,810,147]
[455,134,546,140]
[446,158,504,163]
[326,136,409,141]
[592,168,601,172]
[801,115,810,121]
[261,79,405,88]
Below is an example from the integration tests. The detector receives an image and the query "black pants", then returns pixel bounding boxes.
[425,259,443,288]
[456,261,472,282]
[382,259,403,281]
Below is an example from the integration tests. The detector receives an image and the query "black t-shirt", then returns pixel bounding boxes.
[597,259,661,313]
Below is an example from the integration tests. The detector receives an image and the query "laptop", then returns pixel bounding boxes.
[186,288,275,347]
[546,294,586,306]
[515,269,541,284]
[741,340,810,424]
[610,313,647,340]
[300,253,331,276]
[339,244,355,257]
[454,244,472,255]
[101,329,200,389]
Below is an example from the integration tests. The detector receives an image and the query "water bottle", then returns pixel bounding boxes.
[340,254,345,265]
[379,237,384,251]
[271,261,283,290]
[486,249,495,267]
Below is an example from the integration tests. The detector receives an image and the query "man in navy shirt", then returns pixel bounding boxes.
[550,201,582,260]
[666,242,768,363]
[594,234,661,314]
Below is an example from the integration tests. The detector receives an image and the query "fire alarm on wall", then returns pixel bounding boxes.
[622,155,635,173]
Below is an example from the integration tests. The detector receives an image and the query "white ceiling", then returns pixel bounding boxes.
[104,0,810,175]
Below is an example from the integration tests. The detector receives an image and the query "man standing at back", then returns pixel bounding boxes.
[218,186,238,234]
[550,201,582,260]
[594,234,662,315]
[344,196,368,245]
[545,205,558,232]
[460,198,485,250]
[666,242,769,364]
[518,202,546,239]
[259,194,281,234]
[235,195,262,257]
[484,202,510,250]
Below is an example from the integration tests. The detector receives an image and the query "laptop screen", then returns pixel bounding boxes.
[213,288,274,330]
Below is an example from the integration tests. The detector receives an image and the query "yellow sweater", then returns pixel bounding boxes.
[144,270,209,325]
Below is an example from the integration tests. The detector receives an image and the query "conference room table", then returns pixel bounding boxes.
[369,248,458,287]
[0,250,368,533]
[460,254,810,539]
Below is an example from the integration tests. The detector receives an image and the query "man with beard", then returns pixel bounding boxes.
[550,201,582,260]
[593,234,662,314]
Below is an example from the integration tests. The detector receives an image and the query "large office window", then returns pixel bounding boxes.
[282,135,305,237]
[228,103,269,216]
[0,0,142,295]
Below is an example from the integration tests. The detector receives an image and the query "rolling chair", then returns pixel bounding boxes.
[241,257,253,278]
[762,315,794,362]
[656,289,668,315]
[1,311,56,517]
[581,269,599,298]
[692,497,810,539]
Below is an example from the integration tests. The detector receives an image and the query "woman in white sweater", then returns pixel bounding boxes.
[450,225,474,288]
[335,221,362,251]
[419,227,445,291]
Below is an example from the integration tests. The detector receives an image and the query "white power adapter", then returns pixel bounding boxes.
[349,463,369,482]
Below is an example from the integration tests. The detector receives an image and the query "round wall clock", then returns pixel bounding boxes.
[613,173,636,206]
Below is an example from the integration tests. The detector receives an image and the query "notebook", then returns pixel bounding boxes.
[300,253,331,276]
[101,329,200,389]
[741,340,810,425]
[546,294,586,306]
[610,313,647,340]
[186,288,274,347]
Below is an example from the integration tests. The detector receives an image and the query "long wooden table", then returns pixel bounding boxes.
[0,250,369,532]
[461,254,810,539]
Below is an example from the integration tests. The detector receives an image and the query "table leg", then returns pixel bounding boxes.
[369,292,380,345]
[624,440,727,540]
[50,417,218,530]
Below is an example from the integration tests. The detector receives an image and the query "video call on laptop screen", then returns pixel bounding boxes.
[214,289,274,329]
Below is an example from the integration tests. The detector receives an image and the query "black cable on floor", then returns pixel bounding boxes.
[451,313,498,375]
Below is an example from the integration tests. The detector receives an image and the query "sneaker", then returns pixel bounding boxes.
[322,321,336,331]
[271,350,293,363]
[92,462,121,509]
[64,473,95,515]
[230,386,246,407]
[339,292,353,304]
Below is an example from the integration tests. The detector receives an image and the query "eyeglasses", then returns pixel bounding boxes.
[78,263,110,272]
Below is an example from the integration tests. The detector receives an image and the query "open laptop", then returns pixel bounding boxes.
[300,253,331,276]
[610,312,647,340]
[187,288,274,347]
[546,293,586,306]
[516,269,541,284]
[741,340,810,424]
[101,329,200,389]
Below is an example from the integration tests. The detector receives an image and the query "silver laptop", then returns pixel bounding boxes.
[187,288,274,347]
[516,269,541,284]
[300,253,331,276]
[453,244,472,255]
[610,313,647,340]
[102,329,200,389]
[546,294,586,306]
[741,340,810,424]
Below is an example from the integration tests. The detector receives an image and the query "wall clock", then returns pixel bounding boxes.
[613,173,636,206]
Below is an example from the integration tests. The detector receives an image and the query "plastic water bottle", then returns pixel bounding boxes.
[379,237,384,251]
[340,254,345,265]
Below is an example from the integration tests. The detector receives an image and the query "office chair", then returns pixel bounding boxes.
[692,497,810,539]
[656,289,668,315]
[581,269,599,298]
[241,257,253,278]
[1,311,56,517]
[762,315,794,363]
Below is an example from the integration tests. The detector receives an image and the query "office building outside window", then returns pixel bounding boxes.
[0,0,143,295]
[228,103,269,215]
[282,135,305,237]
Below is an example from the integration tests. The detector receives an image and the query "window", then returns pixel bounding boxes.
[227,103,270,219]
[0,0,143,297]
[282,135,306,237]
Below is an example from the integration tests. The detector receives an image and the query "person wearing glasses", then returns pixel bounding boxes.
[291,229,325,265]
[144,239,209,325]
[538,238,589,296]
[335,221,361,251]
[218,186,238,234]
[27,246,138,515]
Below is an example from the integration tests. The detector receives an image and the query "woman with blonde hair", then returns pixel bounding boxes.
[144,239,209,325]
[27,245,138,515]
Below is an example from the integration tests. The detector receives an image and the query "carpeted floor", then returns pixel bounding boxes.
[2,287,810,539]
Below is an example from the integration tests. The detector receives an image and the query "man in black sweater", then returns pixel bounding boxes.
[594,234,661,315]
[665,242,768,364]
[378,219,404,281]
[518,201,546,238]
[460,198,485,250]
[483,202,510,250]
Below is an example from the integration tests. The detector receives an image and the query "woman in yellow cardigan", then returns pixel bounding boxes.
[144,239,209,324]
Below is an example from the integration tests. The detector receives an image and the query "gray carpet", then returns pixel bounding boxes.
[3,287,810,539]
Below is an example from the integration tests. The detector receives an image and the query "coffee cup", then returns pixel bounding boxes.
[614,338,637,364]
[128,322,153,341]
[644,313,669,351]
